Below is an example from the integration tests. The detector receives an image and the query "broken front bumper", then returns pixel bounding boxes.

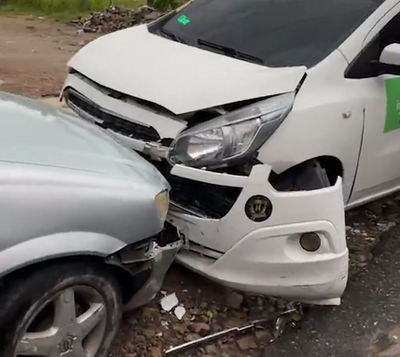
[168,164,349,306]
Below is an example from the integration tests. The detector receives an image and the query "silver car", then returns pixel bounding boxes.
[0,92,181,357]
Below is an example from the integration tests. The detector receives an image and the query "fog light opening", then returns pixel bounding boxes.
[300,232,321,252]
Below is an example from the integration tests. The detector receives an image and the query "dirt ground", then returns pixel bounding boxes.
[0,15,98,97]
[1,14,399,357]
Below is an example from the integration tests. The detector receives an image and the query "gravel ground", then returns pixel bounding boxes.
[266,219,400,357]
[1,14,399,357]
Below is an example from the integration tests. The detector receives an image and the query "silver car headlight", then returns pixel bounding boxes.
[154,189,170,225]
[169,92,295,168]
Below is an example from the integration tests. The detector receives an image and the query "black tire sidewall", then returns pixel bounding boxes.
[0,261,122,357]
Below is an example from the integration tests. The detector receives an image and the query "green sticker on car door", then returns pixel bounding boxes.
[385,77,400,133]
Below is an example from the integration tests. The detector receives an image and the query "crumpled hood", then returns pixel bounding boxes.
[67,25,307,114]
[0,92,168,189]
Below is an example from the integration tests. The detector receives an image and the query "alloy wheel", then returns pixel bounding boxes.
[14,285,107,357]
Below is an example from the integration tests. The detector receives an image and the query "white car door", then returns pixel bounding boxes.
[345,7,400,206]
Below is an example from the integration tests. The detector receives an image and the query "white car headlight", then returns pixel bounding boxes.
[154,190,170,225]
[169,92,295,168]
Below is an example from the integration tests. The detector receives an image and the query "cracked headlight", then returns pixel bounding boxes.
[154,190,170,225]
[169,92,295,167]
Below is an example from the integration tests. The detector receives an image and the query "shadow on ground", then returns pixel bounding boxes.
[266,225,400,357]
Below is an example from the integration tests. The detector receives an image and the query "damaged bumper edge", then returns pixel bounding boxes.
[169,164,349,305]
[120,238,182,311]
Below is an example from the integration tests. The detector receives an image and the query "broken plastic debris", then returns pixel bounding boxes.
[174,306,186,320]
[161,320,169,327]
[160,293,179,312]
[377,222,396,232]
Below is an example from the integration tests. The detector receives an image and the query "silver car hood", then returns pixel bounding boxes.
[0,92,168,188]
[67,25,306,115]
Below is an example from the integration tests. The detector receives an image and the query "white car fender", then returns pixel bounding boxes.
[257,50,364,201]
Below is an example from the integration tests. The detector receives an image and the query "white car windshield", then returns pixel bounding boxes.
[158,0,384,68]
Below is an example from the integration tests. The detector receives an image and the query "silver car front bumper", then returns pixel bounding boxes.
[122,238,182,310]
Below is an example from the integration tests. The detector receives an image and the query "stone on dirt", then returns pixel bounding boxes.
[150,347,162,357]
[143,329,155,339]
[185,333,202,342]
[189,322,211,335]
[255,329,272,342]
[73,5,164,33]
[205,344,219,354]
[237,336,258,350]
[226,291,244,309]
[141,307,159,319]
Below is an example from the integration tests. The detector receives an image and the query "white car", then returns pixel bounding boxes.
[61,0,400,305]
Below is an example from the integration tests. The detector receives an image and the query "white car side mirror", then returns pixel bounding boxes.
[379,43,400,67]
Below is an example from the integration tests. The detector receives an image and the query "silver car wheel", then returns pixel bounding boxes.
[14,285,107,357]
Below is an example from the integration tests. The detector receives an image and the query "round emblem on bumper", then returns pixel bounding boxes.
[245,195,272,222]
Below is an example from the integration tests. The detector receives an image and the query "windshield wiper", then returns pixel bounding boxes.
[160,28,186,44]
[197,39,264,65]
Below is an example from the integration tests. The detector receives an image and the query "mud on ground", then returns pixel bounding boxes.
[0,14,398,357]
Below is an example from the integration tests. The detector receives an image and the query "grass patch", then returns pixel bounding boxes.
[0,0,146,22]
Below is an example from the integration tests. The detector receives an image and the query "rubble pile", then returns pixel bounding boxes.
[72,5,164,33]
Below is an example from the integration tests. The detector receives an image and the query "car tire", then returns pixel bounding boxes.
[0,261,122,357]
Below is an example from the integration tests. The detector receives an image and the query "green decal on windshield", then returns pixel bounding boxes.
[385,77,400,133]
[178,15,191,25]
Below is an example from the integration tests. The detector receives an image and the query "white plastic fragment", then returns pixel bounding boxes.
[160,293,179,312]
[174,306,186,320]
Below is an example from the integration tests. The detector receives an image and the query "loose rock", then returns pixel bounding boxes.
[205,344,219,355]
[150,347,162,357]
[141,307,159,319]
[143,329,155,339]
[255,329,272,341]
[189,322,211,335]
[185,333,202,342]
[237,336,258,350]
[226,291,244,309]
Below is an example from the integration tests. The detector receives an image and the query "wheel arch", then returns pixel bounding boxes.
[0,232,144,304]
[269,155,344,189]
[0,254,144,306]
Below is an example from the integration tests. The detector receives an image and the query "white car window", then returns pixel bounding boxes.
[346,10,400,78]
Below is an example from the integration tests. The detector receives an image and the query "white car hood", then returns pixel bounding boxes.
[68,25,307,115]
